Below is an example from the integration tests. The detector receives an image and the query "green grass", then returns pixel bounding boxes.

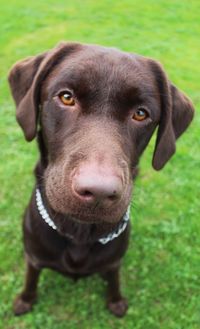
[1,0,200,328]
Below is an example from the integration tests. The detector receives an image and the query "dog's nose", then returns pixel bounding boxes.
[72,165,123,205]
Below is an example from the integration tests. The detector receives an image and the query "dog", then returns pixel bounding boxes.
[8,42,194,317]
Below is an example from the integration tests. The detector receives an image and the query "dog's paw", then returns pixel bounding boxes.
[107,297,128,317]
[13,295,35,316]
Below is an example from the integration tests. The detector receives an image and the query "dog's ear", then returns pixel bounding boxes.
[149,60,194,170]
[8,52,48,141]
[8,42,82,141]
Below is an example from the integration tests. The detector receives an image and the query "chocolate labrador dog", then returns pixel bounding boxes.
[8,42,194,317]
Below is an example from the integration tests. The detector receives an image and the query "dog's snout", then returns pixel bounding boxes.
[72,164,123,205]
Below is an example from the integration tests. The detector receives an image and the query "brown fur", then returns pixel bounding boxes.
[8,42,194,317]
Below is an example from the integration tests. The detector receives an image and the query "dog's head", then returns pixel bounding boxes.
[8,42,194,224]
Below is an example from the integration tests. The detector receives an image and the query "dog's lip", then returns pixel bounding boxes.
[45,194,124,224]
[64,204,129,224]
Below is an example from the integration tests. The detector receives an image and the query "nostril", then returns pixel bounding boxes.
[108,195,116,201]
[79,190,94,198]
[74,187,96,202]
[108,191,119,201]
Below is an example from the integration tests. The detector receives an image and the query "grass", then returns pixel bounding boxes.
[0,0,200,328]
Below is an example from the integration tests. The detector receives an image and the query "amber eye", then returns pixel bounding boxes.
[132,107,149,121]
[59,91,75,106]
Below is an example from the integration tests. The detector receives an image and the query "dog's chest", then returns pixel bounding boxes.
[61,243,92,272]
[30,239,104,275]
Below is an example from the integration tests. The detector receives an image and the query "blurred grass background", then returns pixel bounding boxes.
[0,0,200,328]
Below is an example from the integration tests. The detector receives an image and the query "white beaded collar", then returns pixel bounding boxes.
[36,188,130,245]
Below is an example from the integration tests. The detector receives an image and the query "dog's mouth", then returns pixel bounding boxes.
[43,179,132,225]
[67,205,128,224]
[47,192,131,224]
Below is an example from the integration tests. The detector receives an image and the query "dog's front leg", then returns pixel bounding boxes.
[14,261,41,316]
[102,266,128,317]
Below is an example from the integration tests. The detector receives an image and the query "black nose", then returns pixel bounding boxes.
[72,165,123,205]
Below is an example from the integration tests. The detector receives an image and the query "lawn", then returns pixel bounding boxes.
[0,0,200,328]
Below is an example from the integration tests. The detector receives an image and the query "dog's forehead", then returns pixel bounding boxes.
[44,45,155,94]
[60,44,140,71]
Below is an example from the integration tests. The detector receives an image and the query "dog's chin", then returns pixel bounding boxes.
[46,196,129,224]
[66,209,125,225]
[56,206,127,224]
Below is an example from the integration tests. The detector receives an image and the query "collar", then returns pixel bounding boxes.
[36,188,130,245]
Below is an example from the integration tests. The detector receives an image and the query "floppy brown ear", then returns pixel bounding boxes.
[8,52,48,141]
[170,84,194,139]
[8,42,82,141]
[150,61,195,170]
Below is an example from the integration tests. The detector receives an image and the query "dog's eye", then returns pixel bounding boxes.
[59,91,75,106]
[132,107,149,121]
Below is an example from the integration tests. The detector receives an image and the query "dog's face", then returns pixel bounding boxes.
[8,43,194,224]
